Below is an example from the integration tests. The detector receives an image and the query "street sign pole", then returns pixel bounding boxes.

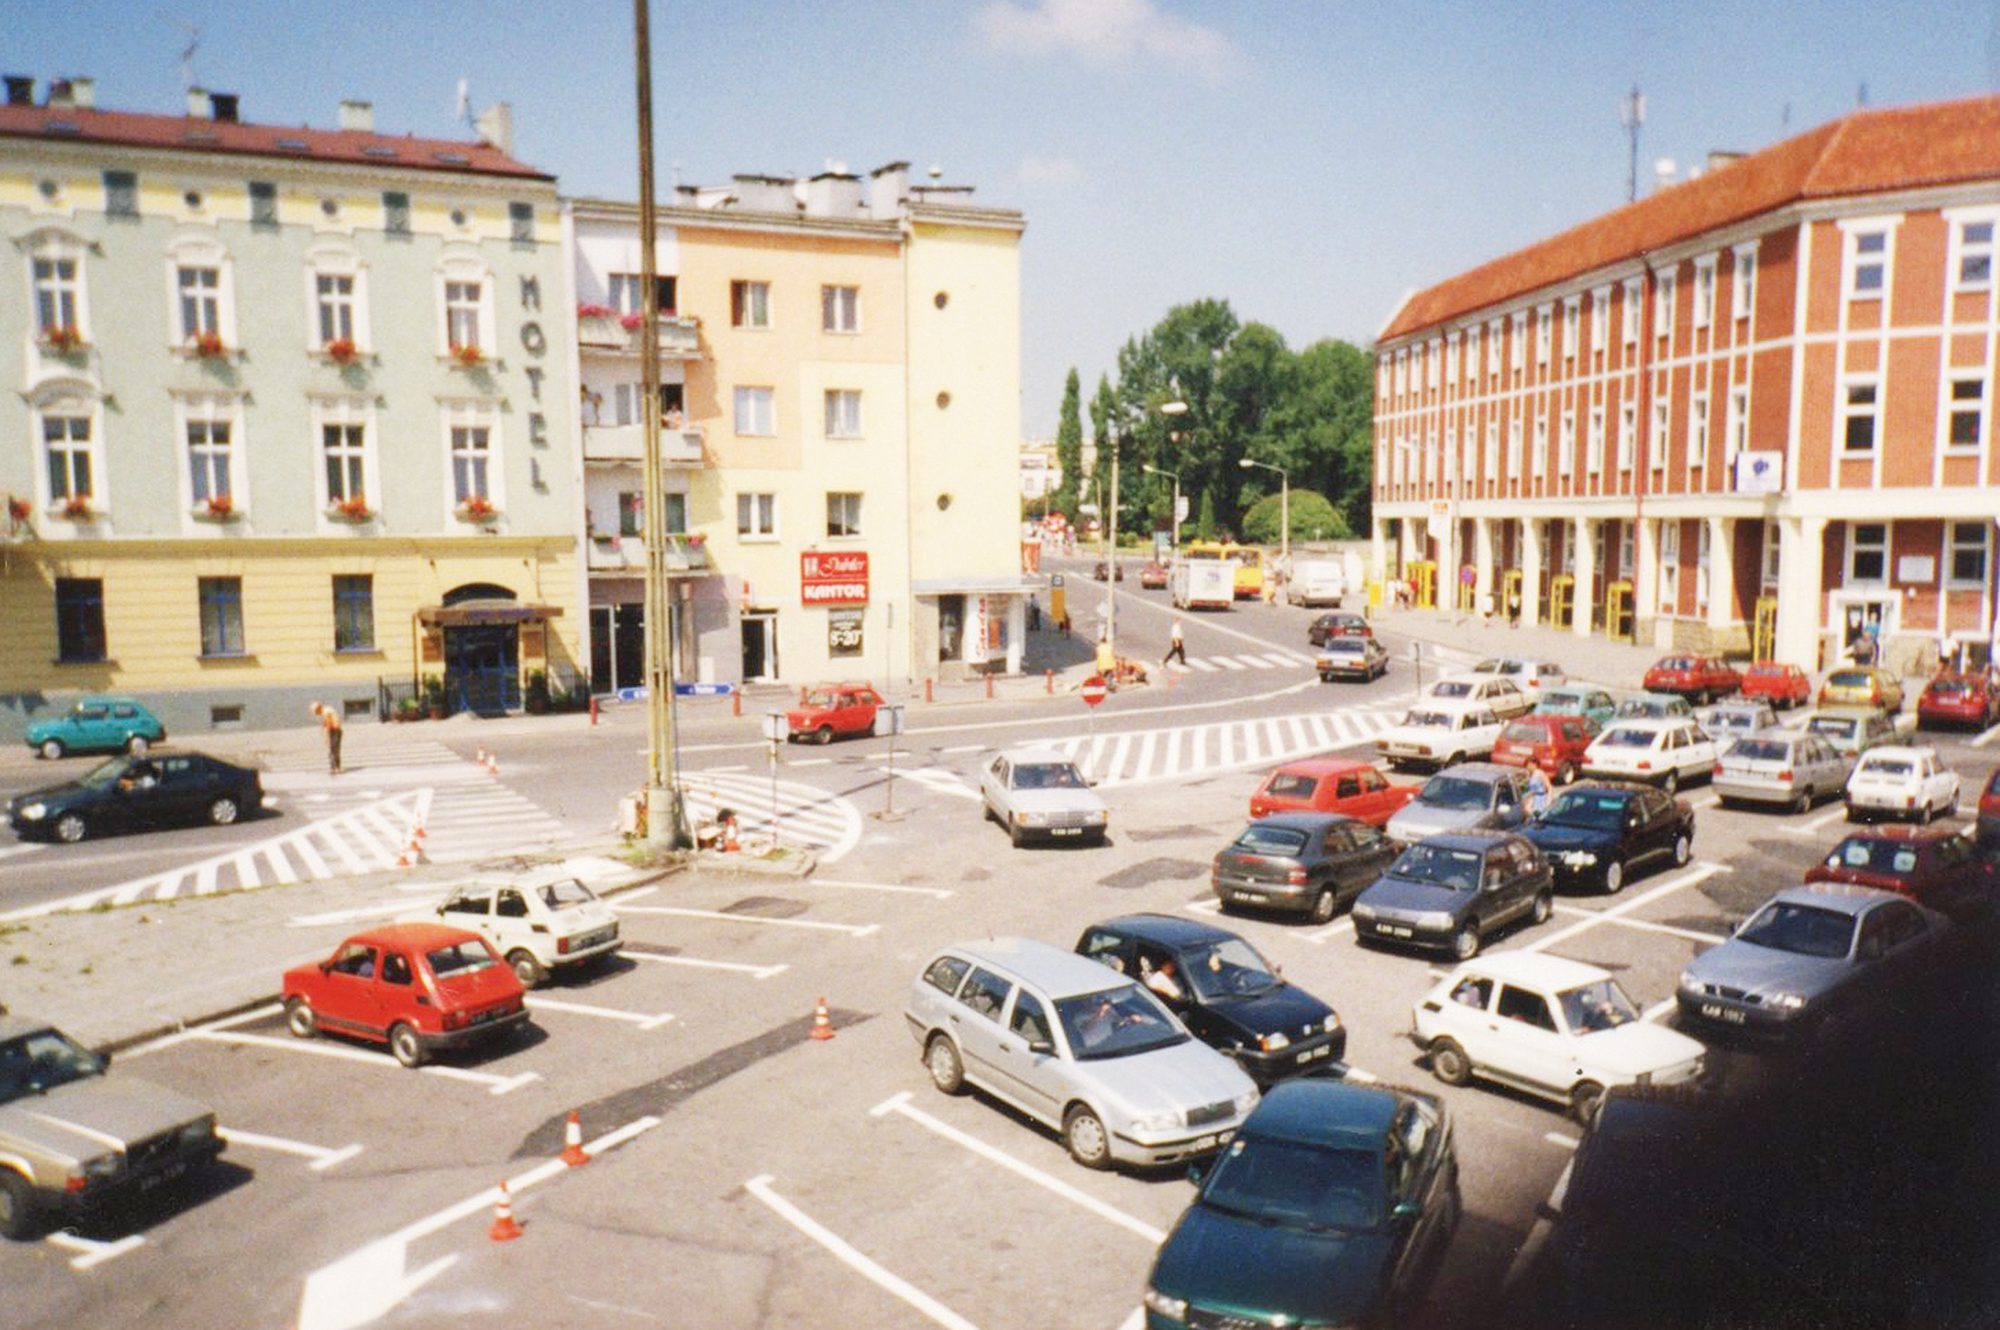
[761,711,785,849]
[1081,674,1107,778]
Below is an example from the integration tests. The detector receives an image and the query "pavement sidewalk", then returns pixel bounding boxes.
[1366,605,1666,690]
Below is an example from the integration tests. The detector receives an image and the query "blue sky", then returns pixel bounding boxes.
[19,2,2000,434]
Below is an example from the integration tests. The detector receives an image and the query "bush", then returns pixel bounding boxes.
[1242,489,1350,544]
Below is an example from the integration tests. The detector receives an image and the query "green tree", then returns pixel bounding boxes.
[1194,490,1217,541]
[1054,367,1083,519]
[1280,339,1375,536]
[1087,374,1119,531]
[1241,489,1351,544]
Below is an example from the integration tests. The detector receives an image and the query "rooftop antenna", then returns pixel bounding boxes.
[1620,85,1645,203]
[1857,79,1869,107]
[454,76,472,128]
[161,14,200,90]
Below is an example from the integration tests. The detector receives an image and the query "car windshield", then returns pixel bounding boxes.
[1710,712,1759,731]
[1658,657,1695,671]
[1013,762,1085,790]
[1929,679,1971,696]
[1201,1136,1383,1232]
[1325,641,1363,655]
[1857,758,1913,778]
[801,690,835,708]
[1827,837,1919,878]
[1501,721,1551,744]
[1541,792,1628,830]
[1727,739,1791,763]
[1538,695,1582,713]
[426,940,499,978]
[1614,700,1670,718]
[1598,728,1658,748]
[1558,979,1640,1032]
[1809,717,1857,739]
[1180,938,1281,1001]
[0,1028,105,1103]
[76,757,135,789]
[1736,902,1855,959]
[1403,710,1452,729]
[1264,773,1319,799]
[1431,680,1474,698]
[1417,775,1494,810]
[1826,672,1868,688]
[1389,843,1483,892]
[536,877,597,910]
[1233,825,1309,856]
[1055,987,1186,1060]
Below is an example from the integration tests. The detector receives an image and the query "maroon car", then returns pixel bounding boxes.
[1139,560,1169,589]
[282,923,529,1067]
[1803,827,1999,924]
[1641,655,1742,704]
[1916,671,2000,731]
[1738,661,1812,710]
[1490,714,1598,784]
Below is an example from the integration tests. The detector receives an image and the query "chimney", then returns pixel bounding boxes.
[45,77,74,107]
[1705,150,1744,173]
[474,102,512,155]
[209,92,239,123]
[187,86,209,118]
[868,161,909,219]
[65,77,93,109]
[3,76,32,107]
[338,99,373,132]
[804,171,862,218]
[1652,157,1677,192]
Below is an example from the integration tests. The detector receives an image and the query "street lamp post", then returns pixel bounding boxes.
[1240,457,1290,564]
[1142,462,1181,551]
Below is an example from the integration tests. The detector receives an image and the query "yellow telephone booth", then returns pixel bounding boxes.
[1409,560,1436,609]
[1458,566,1478,613]
[1501,570,1523,623]
[1548,574,1575,629]
[1752,596,1778,662]
[1605,580,1636,642]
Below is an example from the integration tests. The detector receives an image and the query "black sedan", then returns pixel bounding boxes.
[7,752,269,843]
[1351,830,1554,959]
[1520,780,1695,895]
[1210,813,1398,924]
[1076,914,1345,1085]
[1092,559,1124,581]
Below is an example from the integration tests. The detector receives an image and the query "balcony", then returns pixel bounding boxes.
[586,532,711,573]
[577,312,702,360]
[582,423,707,467]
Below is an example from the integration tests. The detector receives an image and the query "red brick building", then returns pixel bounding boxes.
[1372,93,2000,673]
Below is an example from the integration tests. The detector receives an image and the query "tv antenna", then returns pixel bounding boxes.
[161,14,200,90]
[1620,86,1645,202]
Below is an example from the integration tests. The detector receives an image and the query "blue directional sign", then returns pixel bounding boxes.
[674,682,736,697]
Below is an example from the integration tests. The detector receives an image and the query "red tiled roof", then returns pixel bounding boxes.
[1380,93,2000,342]
[0,103,552,181]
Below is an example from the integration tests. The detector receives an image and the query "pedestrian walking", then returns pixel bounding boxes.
[312,702,343,774]
[1163,618,1187,667]
[1028,597,1042,632]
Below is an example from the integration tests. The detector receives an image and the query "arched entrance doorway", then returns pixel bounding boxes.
[413,584,563,718]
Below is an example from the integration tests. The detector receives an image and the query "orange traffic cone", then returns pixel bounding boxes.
[396,844,414,868]
[560,1110,590,1167]
[412,820,427,842]
[475,745,487,768]
[722,816,740,853]
[488,1181,523,1241]
[485,752,499,776]
[809,997,835,1041]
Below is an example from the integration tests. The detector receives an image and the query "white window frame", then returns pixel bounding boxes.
[1762,520,1782,588]
[731,279,771,329]
[826,491,863,539]
[305,242,371,353]
[1562,298,1579,362]
[1693,257,1716,328]
[1533,415,1548,478]
[1445,332,1459,385]
[736,491,777,541]
[1623,281,1640,344]
[27,231,89,342]
[1689,391,1710,470]
[165,234,236,350]
[1559,408,1575,476]
[1839,375,1880,455]
[1650,398,1669,472]
[1618,403,1636,471]
[1726,385,1750,465]
[174,392,246,516]
[1947,521,1990,590]
[1485,320,1499,387]
[734,385,776,437]
[440,399,503,514]
[1732,244,1758,322]
[311,395,378,518]
[1535,306,1551,365]
[1589,289,1608,358]
[1484,418,1499,481]
[1653,273,1675,339]
[1660,521,1681,609]
[1945,370,1987,452]
[435,252,495,357]
[1510,312,1526,371]
[1695,520,1712,613]
[822,284,860,334]
[1841,222,1894,301]
[825,389,862,439]
[1507,414,1523,478]
[1947,212,1996,293]
[1847,522,1888,586]
[34,394,104,514]
[1586,405,1604,473]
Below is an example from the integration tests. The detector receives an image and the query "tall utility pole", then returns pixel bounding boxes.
[635,0,677,847]
[1622,86,1645,203]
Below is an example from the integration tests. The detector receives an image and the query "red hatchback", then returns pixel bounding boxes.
[1641,655,1742,704]
[786,683,883,743]
[282,923,529,1067]
[1248,758,1416,825]
[1803,827,2000,925]
[1491,714,1598,784]
[1738,661,1812,709]
[1916,671,2000,731]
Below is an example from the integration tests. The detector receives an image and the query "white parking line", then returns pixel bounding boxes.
[524,995,676,1031]
[1543,1131,1580,1150]
[1782,806,1851,836]
[45,1231,144,1271]
[943,744,987,753]
[747,1172,981,1330]
[1974,722,2000,748]
[623,951,787,979]
[1641,997,1678,1023]
[613,903,879,937]
[186,1029,539,1095]
[1519,862,1726,955]
[1342,1066,1380,1084]
[1550,905,1726,945]
[809,878,954,899]
[216,1127,364,1172]
[1687,794,1719,809]
[790,757,832,767]
[871,1091,1165,1242]
[1304,918,1356,945]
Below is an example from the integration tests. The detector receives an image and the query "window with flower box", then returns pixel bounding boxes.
[39,405,95,508]
[32,253,79,339]
[609,273,675,315]
[445,281,481,352]
[179,395,238,509]
[450,419,492,504]
[178,266,221,342]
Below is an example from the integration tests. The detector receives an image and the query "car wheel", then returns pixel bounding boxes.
[1063,1105,1112,1170]
[1790,790,1810,815]
[126,734,150,757]
[507,949,546,989]
[285,997,316,1039]
[1602,859,1625,895]
[37,739,63,761]
[925,1035,965,1095]
[1570,1080,1607,1128]
[0,1169,39,1242]
[1660,769,1680,794]
[51,813,86,844]
[1845,802,1859,823]
[1445,752,1465,770]
[1309,889,1337,925]
[388,1023,425,1068]
[1451,925,1480,960]
[1555,762,1576,786]
[1919,799,1934,825]
[207,796,240,826]
[1008,820,1025,848]
[1673,833,1692,866]
[1429,1037,1472,1087]
[1531,890,1553,924]
[816,725,833,746]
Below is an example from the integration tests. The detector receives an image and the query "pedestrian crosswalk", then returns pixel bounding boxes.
[1062,702,1406,787]
[1167,648,1320,674]
[677,770,863,863]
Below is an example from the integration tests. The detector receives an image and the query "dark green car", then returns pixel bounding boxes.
[1143,1078,1460,1328]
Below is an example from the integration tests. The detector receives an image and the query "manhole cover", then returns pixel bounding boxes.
[1097,857,1206,891]
[722,896,808,918]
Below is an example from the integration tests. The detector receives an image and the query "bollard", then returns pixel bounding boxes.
[1045,669,1053,694]
[986,673,994,700]
[732,689,742,717]
[925,678,933,704]
[589,695,598,726]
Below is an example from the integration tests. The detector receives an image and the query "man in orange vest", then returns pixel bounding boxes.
[312,702,343,774]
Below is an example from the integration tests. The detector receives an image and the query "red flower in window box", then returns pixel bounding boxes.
[450,342,484,367]
[577,302,615,319]
[203,495,238,520]
[60,495,92,520]
[684,532,706,546]
[458,494,497,522]
[193,330,227,358]
[619,312,645,331]
[324,337,358,364]
[41,325,83,352]
[333,494,372,522]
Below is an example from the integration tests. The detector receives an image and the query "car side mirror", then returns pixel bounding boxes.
[1028,1038,1054,1056]
[320,961,334,974]
[1186,1159,1212,1186]
[1392,1199,1422,1223]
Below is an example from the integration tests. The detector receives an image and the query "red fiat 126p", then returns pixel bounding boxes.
[282,922,530,1068]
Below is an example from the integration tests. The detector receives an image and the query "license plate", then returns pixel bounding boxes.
[1700,1002,1747,1025]
[1298,1046,1331,1063]
[139,1160,189,1191]
[1192,1133,1221,1151]
[1386,925,1413,938]
[1051,827,1081,837]
[1231,890,1263,904]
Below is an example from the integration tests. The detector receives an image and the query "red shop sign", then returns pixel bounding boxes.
[800,551,869,606]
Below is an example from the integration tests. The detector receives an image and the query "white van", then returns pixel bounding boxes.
[1286,559,1347,607]
[1171,558,1235,610]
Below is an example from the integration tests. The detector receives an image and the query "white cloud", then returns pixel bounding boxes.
[1017,153,1085,186]
[977,0,1243,82]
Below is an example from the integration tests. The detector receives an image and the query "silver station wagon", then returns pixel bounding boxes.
[904,938,1258,1169]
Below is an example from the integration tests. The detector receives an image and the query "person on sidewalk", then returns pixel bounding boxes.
[1164,618,1187,667]
[1096,631,1117,690]
[311,702,343,774]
